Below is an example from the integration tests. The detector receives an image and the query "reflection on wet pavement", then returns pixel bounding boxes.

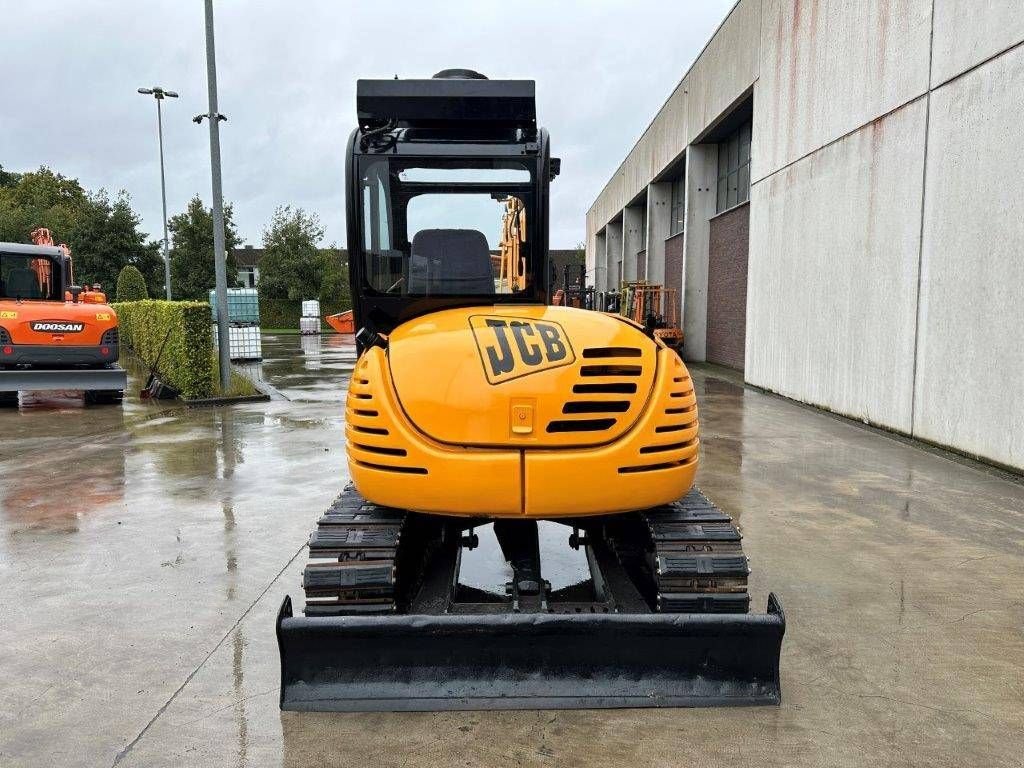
[1,335,1023,768]
[0,334,353,766]
[456,520,591,596]
[236,333,357,403]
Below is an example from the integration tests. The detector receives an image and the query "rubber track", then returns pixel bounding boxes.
[302,485,748,616]
[640,488,751,613]
[301,484,407,616]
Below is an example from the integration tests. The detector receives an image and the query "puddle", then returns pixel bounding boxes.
[456,520,592,596]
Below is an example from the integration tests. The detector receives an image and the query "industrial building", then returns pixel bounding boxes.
[586,0,1024,472]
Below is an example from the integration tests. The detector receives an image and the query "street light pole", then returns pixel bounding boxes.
[137,86,178,300]
[197,0,231,392]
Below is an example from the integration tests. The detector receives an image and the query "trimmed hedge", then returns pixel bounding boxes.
[114,300,215,399]
[115,265,148,302]
[259,297,351,330]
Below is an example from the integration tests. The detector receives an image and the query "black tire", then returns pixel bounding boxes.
[0,391,19,408]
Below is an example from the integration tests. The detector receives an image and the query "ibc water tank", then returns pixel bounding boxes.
[301,299,321,318]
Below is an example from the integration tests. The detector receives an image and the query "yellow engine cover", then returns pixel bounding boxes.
[387,306,658,447]
[346,305,699,517]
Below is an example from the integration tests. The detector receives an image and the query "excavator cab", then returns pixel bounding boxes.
[347,71,552,340]
[277,71,784,712]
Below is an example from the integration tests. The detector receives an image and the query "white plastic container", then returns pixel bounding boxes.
[301,299,321,318]
[213,323,263,361]
[299,316,321,335]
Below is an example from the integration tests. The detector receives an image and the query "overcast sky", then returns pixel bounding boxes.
[0,1,733,249]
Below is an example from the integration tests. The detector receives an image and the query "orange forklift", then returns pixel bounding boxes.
[0,229,126,405]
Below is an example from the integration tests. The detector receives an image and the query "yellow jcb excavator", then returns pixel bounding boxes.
[276,69,784,711]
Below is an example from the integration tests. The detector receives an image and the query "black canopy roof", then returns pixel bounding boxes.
[356,78,536,130]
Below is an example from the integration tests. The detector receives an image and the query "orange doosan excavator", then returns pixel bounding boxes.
[0,228,126,405]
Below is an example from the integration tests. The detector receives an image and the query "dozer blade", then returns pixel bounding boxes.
[277,593,785,712]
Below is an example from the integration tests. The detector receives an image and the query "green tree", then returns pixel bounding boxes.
[317,247,350,306]
[0,166,87,245]
[70,190,162,293]
[572,240,585,266]
[168,195,240,300]
[0,165,21,188]
[115,265,149,301]
[0,167,161,292]
[257,206,327,301]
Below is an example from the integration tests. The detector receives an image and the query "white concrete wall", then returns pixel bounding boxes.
[681,145,718,361]
[913,44,1024,468]
[584,0,1024,469]
[622,206,645,281]
[683,0,760,146]
[592,230,606,294]
[746,100,926,431]
[605,220,623,291]
[585,229,598,290]
[930,0,1024,86]
[645,183,671,285]
[585,0,761,236]
[753,0,932,181]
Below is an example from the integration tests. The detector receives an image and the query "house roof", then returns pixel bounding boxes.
[232,246,264,268]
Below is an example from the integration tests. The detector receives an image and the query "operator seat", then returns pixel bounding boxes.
[5,267,41,299]
[409,229,494,295]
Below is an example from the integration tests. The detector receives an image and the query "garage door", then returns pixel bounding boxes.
[706,202,749,371]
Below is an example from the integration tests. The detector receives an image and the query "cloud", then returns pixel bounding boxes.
[0,0,733,248]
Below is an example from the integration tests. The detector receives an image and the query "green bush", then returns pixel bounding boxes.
[115,265,149,302]
[114,300,214,399]
[258,297,351,330]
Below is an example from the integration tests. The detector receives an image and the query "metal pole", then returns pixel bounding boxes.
[156,97,172,299]
[203,0,231,392]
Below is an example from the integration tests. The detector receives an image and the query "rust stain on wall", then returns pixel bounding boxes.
[786,0,804,162]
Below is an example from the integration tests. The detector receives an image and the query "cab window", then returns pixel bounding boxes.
[0,253,61,301]
[358,157,534,298]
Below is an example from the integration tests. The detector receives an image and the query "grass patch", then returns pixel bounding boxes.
[211,361,259,398]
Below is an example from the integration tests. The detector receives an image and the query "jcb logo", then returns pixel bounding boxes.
[470,315,575,384]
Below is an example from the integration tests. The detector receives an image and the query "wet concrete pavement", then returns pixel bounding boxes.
[1,334,1023,767]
